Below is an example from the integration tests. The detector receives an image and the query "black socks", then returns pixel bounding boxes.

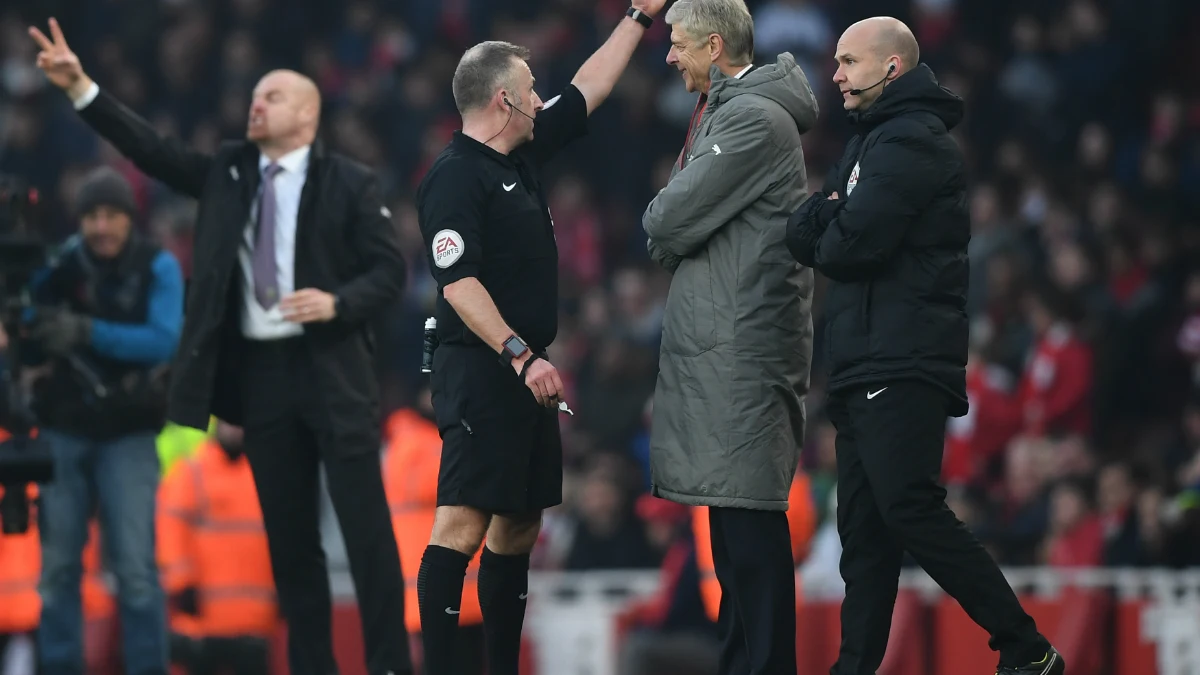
[416,545,470,675]
[477,547,531,675]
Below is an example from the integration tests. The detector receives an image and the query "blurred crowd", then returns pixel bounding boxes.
[1,0,1199,584]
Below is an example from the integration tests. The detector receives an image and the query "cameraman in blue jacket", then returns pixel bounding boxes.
[25,166,183,675]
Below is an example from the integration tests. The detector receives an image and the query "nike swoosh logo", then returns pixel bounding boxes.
[444,607,460,615]
[503,183,516,191]
[867,387,888,399]
[518,592,528,600]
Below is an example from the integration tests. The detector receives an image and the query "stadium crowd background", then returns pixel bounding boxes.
[2,0,1199,600]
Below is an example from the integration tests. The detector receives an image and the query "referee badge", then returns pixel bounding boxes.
[432,229,464,268]
[846,161,860,196]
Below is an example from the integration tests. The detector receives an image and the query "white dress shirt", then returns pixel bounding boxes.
[239,146,310,340]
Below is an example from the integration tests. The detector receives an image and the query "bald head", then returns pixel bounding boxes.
[843,17,919,74]
[247,69,322,155]
[276,69,321,108]
[833,16,920,111]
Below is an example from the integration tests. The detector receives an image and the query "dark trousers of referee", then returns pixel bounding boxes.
[239,338,411,675]
[826,380,1050,675]
[708,507,797,675]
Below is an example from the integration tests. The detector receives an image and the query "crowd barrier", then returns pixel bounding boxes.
[82,567,1200,674]
[315,568,1200,675]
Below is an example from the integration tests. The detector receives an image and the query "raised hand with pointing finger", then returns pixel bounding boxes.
[28,18,94,100]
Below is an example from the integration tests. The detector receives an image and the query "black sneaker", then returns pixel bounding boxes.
[996,647,1064,675]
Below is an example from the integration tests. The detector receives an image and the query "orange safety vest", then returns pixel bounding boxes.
[0,424,113,634]
[157,441,277,638]
[0,482,41,634]
[0,502,113,634]
[692,472,817,622]
[382,409,482,631]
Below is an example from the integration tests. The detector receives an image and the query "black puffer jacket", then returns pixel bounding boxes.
[786,64,970,415]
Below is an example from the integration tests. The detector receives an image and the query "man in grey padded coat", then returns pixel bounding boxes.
[642,1,816,673]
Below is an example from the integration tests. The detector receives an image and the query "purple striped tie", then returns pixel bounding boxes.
[253,163,283,309]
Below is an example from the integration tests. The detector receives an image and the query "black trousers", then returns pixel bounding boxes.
[241,338,411,675]
[826,380,1047,675]
[708,506,796,675]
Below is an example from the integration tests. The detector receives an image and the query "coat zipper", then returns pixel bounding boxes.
[861,282,873,331]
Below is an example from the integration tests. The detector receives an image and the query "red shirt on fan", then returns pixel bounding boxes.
[1046,516,1104,568]
[944,362,1022,484]
[1019,323,1093,437]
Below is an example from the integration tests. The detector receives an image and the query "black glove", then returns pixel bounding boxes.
[171,586,199,616]
[29,307,92,357]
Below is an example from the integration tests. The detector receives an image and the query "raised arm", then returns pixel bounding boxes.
[523,2,667,167]
[570,1,668,115]
[30,18,211,197]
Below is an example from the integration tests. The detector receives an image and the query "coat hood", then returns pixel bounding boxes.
[850,63,964,131]
[708,52,818,134]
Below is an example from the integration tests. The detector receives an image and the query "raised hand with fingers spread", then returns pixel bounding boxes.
[28,18,93,100]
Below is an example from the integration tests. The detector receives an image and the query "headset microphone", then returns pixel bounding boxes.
[848,63,895,96]
[504,97,536,121]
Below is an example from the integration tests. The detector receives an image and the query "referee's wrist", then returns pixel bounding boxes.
[511,350,534,375]
[518,354,545,381]
[627,6,655,28]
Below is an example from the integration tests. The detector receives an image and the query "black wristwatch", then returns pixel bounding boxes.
[499,334,530,366]
[626,6,654,29]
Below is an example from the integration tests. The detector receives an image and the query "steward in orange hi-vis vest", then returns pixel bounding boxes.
[382,408,482,632]
[0,483,40,635]
[157,440,277,638]
[0,425,41,636]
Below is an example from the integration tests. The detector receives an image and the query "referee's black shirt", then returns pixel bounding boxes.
[417,85,589,352]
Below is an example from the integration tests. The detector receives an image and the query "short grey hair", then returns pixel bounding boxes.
[452,41,531,114]
[665,0,755,66]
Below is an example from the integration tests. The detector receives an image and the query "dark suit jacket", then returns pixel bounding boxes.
[78,90,406,452]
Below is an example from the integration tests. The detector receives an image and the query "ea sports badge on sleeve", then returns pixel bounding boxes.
[432,229,463,268]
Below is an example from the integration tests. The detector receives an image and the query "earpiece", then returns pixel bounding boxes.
[501,95,536,121]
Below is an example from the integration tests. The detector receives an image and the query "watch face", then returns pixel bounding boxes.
[505,337,528,356]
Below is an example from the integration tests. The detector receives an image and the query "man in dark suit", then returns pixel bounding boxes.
[31,18,413,675]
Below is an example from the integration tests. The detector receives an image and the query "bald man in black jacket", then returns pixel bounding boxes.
[786,17,1064,675]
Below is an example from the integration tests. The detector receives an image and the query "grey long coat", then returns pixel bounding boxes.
[643,53,817,511]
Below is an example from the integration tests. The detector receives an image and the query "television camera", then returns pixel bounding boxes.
[0,173,54,535]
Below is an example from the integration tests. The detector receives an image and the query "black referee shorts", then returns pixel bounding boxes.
[429,344,563,515]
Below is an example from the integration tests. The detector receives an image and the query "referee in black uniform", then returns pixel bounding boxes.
[414,3,666,673]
